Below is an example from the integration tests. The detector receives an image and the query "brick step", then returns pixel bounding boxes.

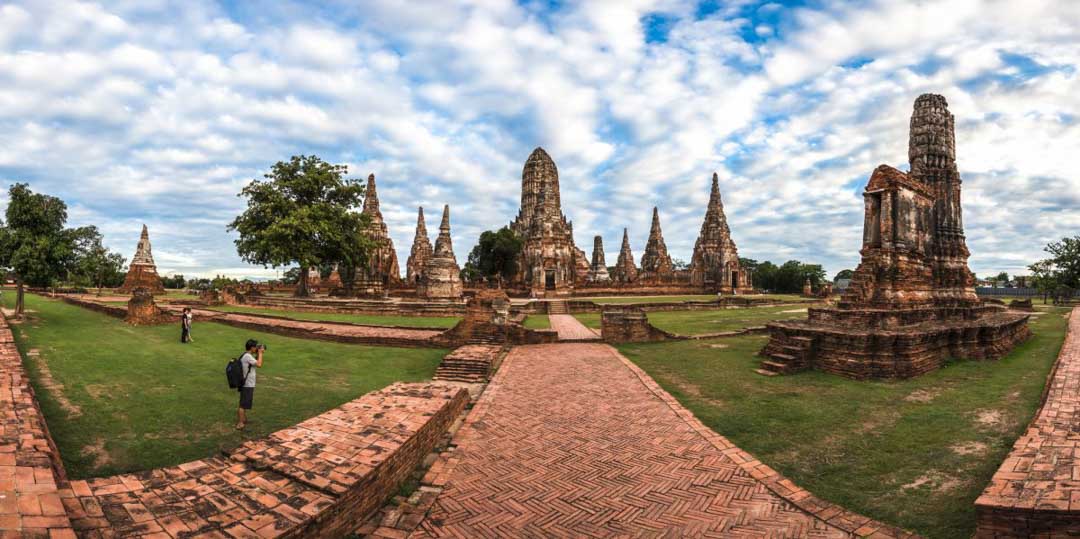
[754,368,780,377]
[760,360,790,371]
[767,352,797,363]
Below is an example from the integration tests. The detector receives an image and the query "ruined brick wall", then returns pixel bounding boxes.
[62,383,468,538]
[600,307,678,343]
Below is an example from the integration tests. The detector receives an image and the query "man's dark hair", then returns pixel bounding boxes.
[245,339,259,351]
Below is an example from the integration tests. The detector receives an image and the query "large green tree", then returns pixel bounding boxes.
[463,227,523,285]
[228,156,373,297]
[0,184,76,314]
[69,226,127,292]
[748,259,827,293]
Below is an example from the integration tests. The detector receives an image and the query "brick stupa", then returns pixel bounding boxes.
[638,207,674,283]
[509,148,589,297]
[689,174,751,293]
[586,235,610,283]
[118,225,164,294]
[417,205,463,299]
[355,174,400,296]
[611,228,638,283]
[405,206,433,285]
[759,94,1031,380]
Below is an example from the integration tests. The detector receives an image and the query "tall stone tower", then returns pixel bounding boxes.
[359,174,401,287]
[760,94,1029,380]
[689,173,750,293]
[509,147,589,297]
[639,207,674,282]
[418,205,463,299]
[586,235,610,283]
[118,225,165,294]
[405,206,433,285]
[611,228,638,283]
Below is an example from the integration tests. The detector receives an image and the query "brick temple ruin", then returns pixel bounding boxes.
[118,224,164,295]
[354,174,401,297]
[416,205,463,300]
[689,174,751,293]
[759,94,1031,380]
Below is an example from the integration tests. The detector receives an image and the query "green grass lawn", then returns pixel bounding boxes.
[573,304,815,334]
[618,305,1070,538]
[579,295,719,304]
[522,314,550,329]
[4,293,446,479]
[207,304,460,328]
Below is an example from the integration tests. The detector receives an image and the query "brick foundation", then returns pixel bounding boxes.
[600,307,678,343]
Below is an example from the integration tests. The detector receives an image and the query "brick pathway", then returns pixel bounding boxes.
[548,314,599,340]
[976,307,1080,535]
[412,343,911,538]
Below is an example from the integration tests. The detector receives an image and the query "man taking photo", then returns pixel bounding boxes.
[236,339,264,430]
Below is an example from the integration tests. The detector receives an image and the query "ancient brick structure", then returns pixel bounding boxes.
[417,205,463,300]
[435,288,557,346]
[125,287,169,325]
[305,266,322,292]
[117,224,164,294]
[639,207,675,283]
[689,173,751,293]
[586,235,610,283]
[600,307,675,343]
[405,206,433,285]
[325,264,343,290]
[802,278,812,297]
[760,94,1031,380]
[610,228,638,284]
[356,174,401,294]
[508,148,589,297]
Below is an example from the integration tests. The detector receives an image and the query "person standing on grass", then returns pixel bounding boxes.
[180,308,193,343]
[237,339,264,430]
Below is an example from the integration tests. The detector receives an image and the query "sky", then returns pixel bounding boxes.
[0,0,1077,280]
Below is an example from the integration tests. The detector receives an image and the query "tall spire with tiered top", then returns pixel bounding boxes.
[406,206,433,284]
[611,228,638,283]
[640,207,674,278]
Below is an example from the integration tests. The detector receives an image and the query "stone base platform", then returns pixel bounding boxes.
[61,383,468,538]
[761,311,1031,379]
[433,345,502,383]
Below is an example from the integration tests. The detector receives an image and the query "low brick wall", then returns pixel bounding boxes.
[246,296,467,317]
[0,314,75,536]
[61,383,468,538]
[600,307,679,343]
[975,308,1080,536]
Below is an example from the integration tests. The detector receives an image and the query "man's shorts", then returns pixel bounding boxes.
[239,387,254,410]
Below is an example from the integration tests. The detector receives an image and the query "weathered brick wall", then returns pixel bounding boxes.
[246,296,467,317]
[600,308,678,343]
[0,314,75,536]
[975,308,1080,536]
[62,383,468,538]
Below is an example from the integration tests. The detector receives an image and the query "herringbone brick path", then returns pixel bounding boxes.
[549,314,600,340]
[411,343,912,538]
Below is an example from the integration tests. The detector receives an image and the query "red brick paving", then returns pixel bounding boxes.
[548,314,599,340]
[975,307,1080,536]
[411,343,913,538]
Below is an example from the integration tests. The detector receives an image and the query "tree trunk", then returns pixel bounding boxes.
[15,278,24,317]
[296,269,310,297]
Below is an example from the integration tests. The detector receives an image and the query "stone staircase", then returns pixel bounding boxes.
[434,345,502,383]
[547,300,569,315]
[756,333,816,376]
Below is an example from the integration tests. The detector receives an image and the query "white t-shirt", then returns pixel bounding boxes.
[240,352,258,388]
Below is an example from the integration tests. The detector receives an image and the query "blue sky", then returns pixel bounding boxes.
[0,0,1077,280]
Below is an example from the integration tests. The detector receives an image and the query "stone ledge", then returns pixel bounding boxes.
[975,307,1080,537]
[60,383,468,538]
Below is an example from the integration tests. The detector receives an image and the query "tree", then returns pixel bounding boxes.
[463,227,523,285]
[833,269,854,281]
[69,226,126,292]
[228,156,374,297]
[161,274,186,289]
[1044,236,1080,289]
[280,267,301,285]
[0,184,78,315]
[672,258,689,271]
[747,259,826,293]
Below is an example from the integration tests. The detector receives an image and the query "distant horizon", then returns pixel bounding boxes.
[2,1,1076,280]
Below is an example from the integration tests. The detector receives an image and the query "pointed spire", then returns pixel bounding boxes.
[641,207,674,276]
[709,172,723,209]
[587,235,610,282]
[612,227,638,283]
[690,173,740,289]
[131,224,156,266]
[649,207,662,235]
[363,173,382,217]
[433,204,455,260]
[406,206,434,284]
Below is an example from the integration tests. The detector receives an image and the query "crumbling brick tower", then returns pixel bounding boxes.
[118,224,165,295]
[689,173,751,293]
[759,94,1030,380]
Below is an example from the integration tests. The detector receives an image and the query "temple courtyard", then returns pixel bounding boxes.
[2,289,1070,538]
